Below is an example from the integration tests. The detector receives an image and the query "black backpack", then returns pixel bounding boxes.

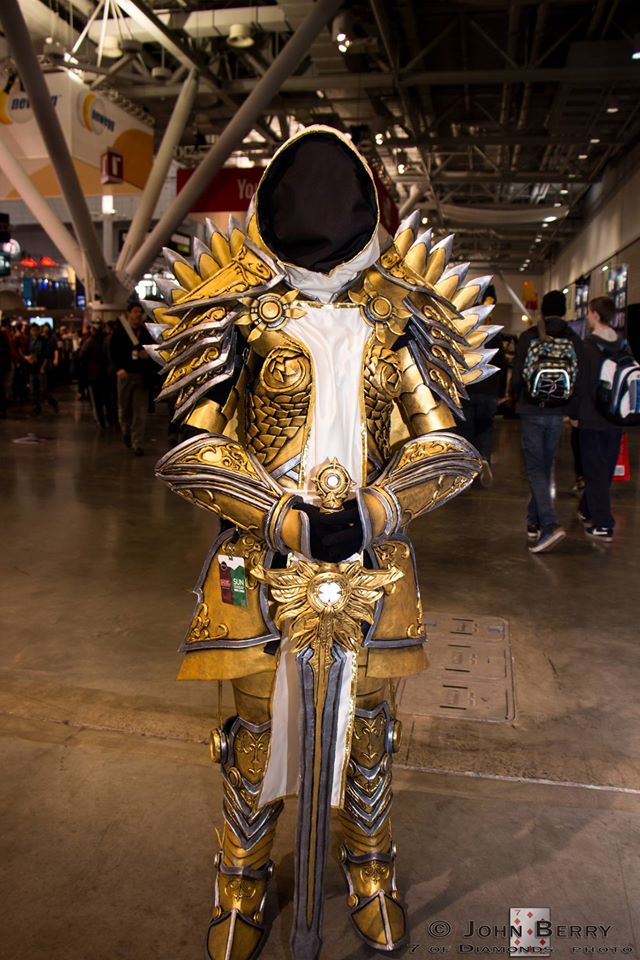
[595,340,640,426]
[522,331,578,407]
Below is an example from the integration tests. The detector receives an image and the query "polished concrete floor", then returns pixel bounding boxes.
[1,399,639,960]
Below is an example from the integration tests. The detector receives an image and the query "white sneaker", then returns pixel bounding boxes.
[529,526,566,554]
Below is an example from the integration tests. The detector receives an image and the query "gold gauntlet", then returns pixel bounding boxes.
[363,431,481,532]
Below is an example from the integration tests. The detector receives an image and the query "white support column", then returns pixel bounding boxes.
[116,69,198,273]
[0,0,117,300]
[123,0,345,284]
[0,138,85,280]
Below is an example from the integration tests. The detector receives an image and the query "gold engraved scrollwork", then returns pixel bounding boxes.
[233,727,271,785]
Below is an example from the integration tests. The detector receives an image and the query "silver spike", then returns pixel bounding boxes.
[412,228,433,253]
[395,210,421,240]
[155,277,181,304]
[161,246,194,278]
[460,303,495,325]
[430,234,455,269]
[227,214,243,237]
[192,237,213,269]
[140,298,163,319]
[144,321,171,342]
[205,217,224,245]
[440,261,470,285]
[464,274,493,305]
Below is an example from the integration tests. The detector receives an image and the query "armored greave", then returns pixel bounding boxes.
[338,675,407,953]
[207,673,283,960]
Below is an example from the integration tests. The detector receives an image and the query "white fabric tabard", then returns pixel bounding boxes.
[260,303,371,808]
[285,304,371,497]
[259,631,357,808]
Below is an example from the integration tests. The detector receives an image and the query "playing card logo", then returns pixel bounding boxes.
[510,908,551,956]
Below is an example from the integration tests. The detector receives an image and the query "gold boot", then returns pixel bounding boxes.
[338,698,407,953]
[206,706,283,960]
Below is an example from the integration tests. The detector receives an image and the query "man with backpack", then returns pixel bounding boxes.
[577,296,629,542]
[512,290,581,553]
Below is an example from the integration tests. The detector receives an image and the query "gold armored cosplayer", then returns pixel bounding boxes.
[146,126,499,960]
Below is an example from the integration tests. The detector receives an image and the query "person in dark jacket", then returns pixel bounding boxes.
[109,298,154,455]
[80,321,112,430]
[512,290,582,553]
[577,296,623,542]
[456,333,507,487]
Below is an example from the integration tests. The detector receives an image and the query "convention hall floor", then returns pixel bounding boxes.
[1,400,640,960]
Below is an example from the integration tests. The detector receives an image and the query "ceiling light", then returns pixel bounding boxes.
[590,137,600,144]
[535,237,542,243]
[332,12,353,46]
[602,264,609,272]
[578,153,588,160]
[568,173,577,178]
[542,223,549,228]
[101,194,115,216]
[560,187,569,195]
[375,132,384,145]
[563,287,569,295]
[227,23,254,48]
[421,216,428,224]
[543,215,557,223]
[606,103,619,114]
[338,42,348,53]
[316,89,326,99]
[554,202,562,207]
[397,162,406,174]
[633,34,640,60]
[521,314,529,321]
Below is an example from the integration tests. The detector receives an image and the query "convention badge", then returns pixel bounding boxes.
[510,908,551,956]
[218,555,247,607]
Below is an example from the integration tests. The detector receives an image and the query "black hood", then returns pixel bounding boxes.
[542,316,570,336]
[255,128,379,274]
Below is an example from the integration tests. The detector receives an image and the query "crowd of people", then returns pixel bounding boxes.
[458,289,629,552]
[0,299,163,456]
[0,290,632,550]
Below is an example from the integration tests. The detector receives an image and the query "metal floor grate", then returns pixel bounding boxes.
[396,613,515,723]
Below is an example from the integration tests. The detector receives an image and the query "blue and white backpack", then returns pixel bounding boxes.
[596,341,640,426]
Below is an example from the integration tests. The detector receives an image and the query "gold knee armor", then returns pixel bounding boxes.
[338,679,406,953]
[207,674,281,960]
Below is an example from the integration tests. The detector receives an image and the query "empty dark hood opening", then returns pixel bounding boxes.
[256,130,379,274]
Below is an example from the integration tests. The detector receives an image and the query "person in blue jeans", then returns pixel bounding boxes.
[512,290,582,553]
[577,296,623,543]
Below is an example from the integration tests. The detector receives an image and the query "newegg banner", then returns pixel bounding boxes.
[0,71,153,199]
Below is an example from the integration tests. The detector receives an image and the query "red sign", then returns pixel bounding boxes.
[614,433,630,482]
[176,164,399,234]
[176,167,262,213]
[101,149,124,185]
[371,167,398,235]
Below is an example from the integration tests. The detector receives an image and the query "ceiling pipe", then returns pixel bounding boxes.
[0,0,117,301]
[0,137,85,280]
[117,69,199,273]
[511,3,549,173]
[122,0,345,285]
